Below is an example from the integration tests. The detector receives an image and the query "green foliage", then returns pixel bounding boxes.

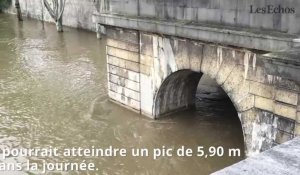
[0,0,11,12]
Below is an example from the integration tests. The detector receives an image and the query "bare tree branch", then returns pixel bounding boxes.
[43,0,66,32]
[43,0,56,19]
[57,0,66,21]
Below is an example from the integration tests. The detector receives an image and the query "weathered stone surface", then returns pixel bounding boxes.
[295,124,300,136]
[298,94,300,111]
[215,49,238,85]
[140,74,155,117]
[275,130,294,144]
[257,111,274,125]
[107,56,140,72]
[262,56,300,83]
[275,89,298,106]
[274,116,295,134]
[107,47,139,63]
[239,109,271,155]
[106,28,139,44]
[254,96,274,112]
[246,66,270,85]
[212,137,300,175]
[153,70,202,117]
[108,90,140,110]
[109,74,140,92]
[107,38,139,52]
[104,29,300,156]
[140,54,153,67]
[274,77,300,91]
[250,82,275,99]
[108,65,140,82]
[274,102,297,120]
[173,39,190,70]
[222,65,249,95]
[94,13,299,52]
[188,41,203,72]
[140,33,154,57]
[97,0,300,35]
[11,0,98,31]
[235,95,255,112]
[201,45,220,78]
[108,83,140,101]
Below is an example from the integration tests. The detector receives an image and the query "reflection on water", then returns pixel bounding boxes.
[0,14,244,175]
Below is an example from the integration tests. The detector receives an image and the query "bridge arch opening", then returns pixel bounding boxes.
[154,70,239,118]
[154,70,202,117]
[153,69,245,150]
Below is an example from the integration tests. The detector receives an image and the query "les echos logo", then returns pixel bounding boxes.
[250,5,296,14]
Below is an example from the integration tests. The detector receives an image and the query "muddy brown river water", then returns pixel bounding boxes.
[0,14,244,175]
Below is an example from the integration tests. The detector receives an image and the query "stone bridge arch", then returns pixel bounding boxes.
[153,70,202,117]
[105,28,300,156]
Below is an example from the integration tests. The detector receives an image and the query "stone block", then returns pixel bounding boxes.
[274,77,300,91]
[188,41,203,72]
[275,89,298,106]
[107,38,139,52]
[201,44,220,78]
[108,83,140,101]
[274,116,295,134]
[297,112,300,123]
[107,55,125,68]
[108,65,140,83]
[298,94,300,111]
[257,111,274,125]
[250,82,275,99]
[173,39,190,70]
[235,94,255,112]
[274,102,297,120]
[109,74,140,92]
[215,48,238,85]
[275,130,293,144]
[107,46,139,62]
[197,8,221,22]
[140,64,151,76]
[140,54,153,66]
[125,61,140,73]
[139,0,155,17]
[108,90,140,110]
[106,27,138,44]
[140,33,154,56]
[107,56,140,72]
[222,66,250,101]
[295,123,300,136]
[220,9,236,25]
[140,74,155,117]
[254,96,274,112]
[246,66,269,84]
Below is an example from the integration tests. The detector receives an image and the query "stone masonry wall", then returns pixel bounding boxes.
[9,0,101,31]
[104,27,300,156]
[106,27,141,112]
[105,0,300,35]
[7,0,300,35]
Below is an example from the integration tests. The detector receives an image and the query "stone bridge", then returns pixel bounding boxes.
[92,0,300,156]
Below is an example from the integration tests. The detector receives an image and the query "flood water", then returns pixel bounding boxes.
[0,14,244,175]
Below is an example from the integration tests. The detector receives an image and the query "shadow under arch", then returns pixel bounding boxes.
[153,70,202,118]
[153,68,245,152]
[153,69,242,119]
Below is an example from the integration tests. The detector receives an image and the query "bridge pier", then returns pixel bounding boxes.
[103,25,300,156]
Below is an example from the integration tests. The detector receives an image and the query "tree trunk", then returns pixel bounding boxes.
[56,17,63,32]
[43,0,66,32]
[15,0,23,21]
